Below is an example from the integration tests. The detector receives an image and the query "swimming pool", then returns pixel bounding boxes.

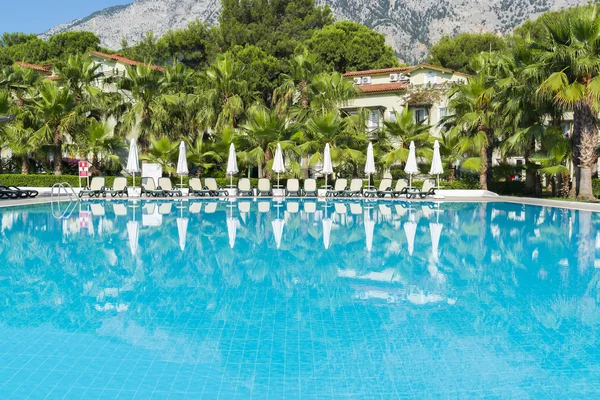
[0,199,599,398]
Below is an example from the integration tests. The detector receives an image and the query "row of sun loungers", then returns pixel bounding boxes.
[78,176,437,199]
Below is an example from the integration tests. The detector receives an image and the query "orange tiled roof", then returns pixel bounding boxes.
[344,66,414,77]
[16,61,51,73]
[88,50,166,72]
[344,63,473,78]
[358,81,410,94]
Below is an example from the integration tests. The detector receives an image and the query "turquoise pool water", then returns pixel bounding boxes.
[0,199,600,399]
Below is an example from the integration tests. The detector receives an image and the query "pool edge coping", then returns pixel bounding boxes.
[1,195,600,212]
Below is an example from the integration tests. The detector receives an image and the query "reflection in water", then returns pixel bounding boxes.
[1,200,600,398]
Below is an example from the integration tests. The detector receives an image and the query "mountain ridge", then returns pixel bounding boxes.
[42,0,587,63]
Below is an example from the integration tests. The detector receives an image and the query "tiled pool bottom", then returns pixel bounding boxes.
[1,200,600,399]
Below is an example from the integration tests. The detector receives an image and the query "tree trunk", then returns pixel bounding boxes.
[258,163,263,178]
[560,171,570,198]
[21,156,29,175]
[524,141,535,195]
[53,133,63,176]
[479,142,488,190]
[579,167,594,200]
[447,165,455,182]
[301,155,309,179]
[572,98,598,199]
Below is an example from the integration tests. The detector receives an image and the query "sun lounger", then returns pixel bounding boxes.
[286,201,300,213]
[79,177,106,198]
[258,201,270,213]
[141,177,164,197]
[364,178,391,198]
[326,179,347,197]
[303,179,318,197]
[378,179,408,198]
[188,178,210,197]
[238,178,253,196]
[104,177,128,197]
[406,179,436,199]
[159,202,173,215]
[342,179,363,197]
[204,178,229,197]
[303,201,316,214]
[158,177,182,197]
[286,179,301,196]
[349,203,363,215]
[0,184,38,199]
[90,203,105,216]
[113,203,128,217]
[257,178,272,196]
[189,202,202,214]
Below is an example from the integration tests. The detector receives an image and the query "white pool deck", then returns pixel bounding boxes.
[2,186,600,212]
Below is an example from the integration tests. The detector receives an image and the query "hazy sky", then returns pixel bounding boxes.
[1,1,130,35]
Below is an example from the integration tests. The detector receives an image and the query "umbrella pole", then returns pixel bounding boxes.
[437,174,440,189]
[230,174,233,189]
[277,173,280,188]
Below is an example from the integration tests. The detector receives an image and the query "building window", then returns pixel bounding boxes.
[387,110,397,122]
[438,107,448,118]
[425,73,436,85]
[413,108,428,123]
[368,110,380,130]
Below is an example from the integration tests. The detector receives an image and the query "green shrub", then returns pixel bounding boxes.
[593,178,600,198]
[0,174,138,188]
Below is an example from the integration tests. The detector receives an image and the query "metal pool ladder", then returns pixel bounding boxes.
[51,182,79,219]
[51,182,78,201]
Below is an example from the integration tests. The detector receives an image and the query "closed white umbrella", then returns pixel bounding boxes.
[227,216,238,249]
[323,143,333,190]
[364,214,375,252]
[364,142,376,189]
[127,220,139,256]
[272,205,285,249]
[177,217,188,251]
[126,138,139,189]
[272,218,285,249]
[177,141,188,187]
[273,143,285,188]
[429,140,444,189]
[430,222,443,262]
[322,218,332,249]
[176,202,188,251]
[404,220,417,256]
[404,141,419,188]
[226,143,239,189]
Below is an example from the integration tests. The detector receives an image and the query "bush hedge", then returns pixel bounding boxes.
[0,173,484,191]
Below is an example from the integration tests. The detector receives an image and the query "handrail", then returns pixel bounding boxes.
[51,182,78,201]
[51,182,79,219]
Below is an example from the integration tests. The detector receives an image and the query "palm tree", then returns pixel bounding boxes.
[296,110,365,174]
[29,82,77,175]
[240,104,295,178]
[186,135,222,177]
[75,119,125,175]
[0,64,42,105]
[140,136,179,175]
[273,50,323,117]
[380,107,432,167]
[201,55,251,130]
[532,4,600,199]
[53,54,104,102]
[118,63,165,149]
[445,75,498,190]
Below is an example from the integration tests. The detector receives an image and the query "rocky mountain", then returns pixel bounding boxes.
[42,0,587,63]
